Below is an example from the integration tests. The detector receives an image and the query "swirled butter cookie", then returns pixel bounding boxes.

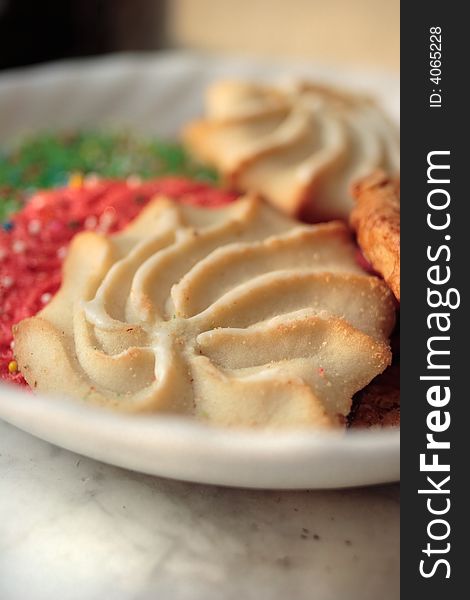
[13,195,395,428]
[183,80,400,221]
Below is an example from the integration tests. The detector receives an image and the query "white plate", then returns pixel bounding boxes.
[0,52,399,489]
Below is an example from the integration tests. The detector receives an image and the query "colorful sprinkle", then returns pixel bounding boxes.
[85,172,100,187]
[28,219,42,235]
[56,246,68,260]
[40,292,52,304]
[8,360,18,374]
[127,174,142,188]
[1,275,14,288]
[12,240,26,254]
[99,208,116,232]
[68,172,84,189]
[84,215,98,230]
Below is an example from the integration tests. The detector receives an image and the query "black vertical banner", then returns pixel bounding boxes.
[401,2,466,597]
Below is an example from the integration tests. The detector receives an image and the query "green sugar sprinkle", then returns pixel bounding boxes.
[0,197,21,222]
[0,131,218,221]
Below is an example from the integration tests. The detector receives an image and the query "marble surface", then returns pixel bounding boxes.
[0,420,399,600]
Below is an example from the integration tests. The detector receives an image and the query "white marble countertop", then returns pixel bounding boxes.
[0,420,399,600]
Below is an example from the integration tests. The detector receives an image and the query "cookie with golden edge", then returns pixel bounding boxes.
[183,80,400,221]
[350,170,400,301]
[14,195,396,429]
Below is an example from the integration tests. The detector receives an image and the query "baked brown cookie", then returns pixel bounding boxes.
[350,171,400,301]
[348,362,400,428]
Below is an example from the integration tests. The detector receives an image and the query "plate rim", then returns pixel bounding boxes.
[0,51,400,488]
